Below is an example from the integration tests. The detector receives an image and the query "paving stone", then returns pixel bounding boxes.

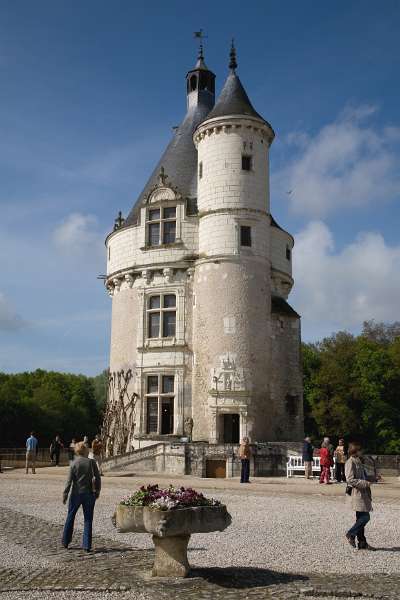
[0,505,400,599]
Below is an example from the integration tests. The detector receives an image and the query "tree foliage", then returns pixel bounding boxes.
[0,369,105,448]
[303,321,400,454]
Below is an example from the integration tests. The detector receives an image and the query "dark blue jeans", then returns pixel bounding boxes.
[62,492,96,550]
[240,459,250,483]
[347,511,370,543]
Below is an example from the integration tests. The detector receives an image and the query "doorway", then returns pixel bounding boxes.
[223,413,240,443]
[161,398,174,434]
[206,460,226,478]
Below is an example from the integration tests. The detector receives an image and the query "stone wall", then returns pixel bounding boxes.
[269,313,304,441]
[0,448,69,468]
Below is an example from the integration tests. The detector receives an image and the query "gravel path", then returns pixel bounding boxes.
[1,474,400,576]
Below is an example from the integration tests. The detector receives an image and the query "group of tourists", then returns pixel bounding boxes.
[25,430,382,554]
[302,436,347,483]
[25,432,104,476]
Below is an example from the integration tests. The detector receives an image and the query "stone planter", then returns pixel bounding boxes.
[114,504,231,577]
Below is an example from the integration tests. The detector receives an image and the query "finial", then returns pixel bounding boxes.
[113,211,125,231]
[229,38,237,71]
[198,42,204,61]
[158,166,168,186]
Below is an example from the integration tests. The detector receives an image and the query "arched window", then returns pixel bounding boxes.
[190,74,197,92]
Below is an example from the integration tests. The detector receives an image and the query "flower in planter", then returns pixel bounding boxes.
[120,484,221,510]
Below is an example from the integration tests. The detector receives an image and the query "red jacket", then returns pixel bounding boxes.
[320,447,333,467]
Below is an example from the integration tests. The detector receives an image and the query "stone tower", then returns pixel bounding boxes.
[103,45,303,455]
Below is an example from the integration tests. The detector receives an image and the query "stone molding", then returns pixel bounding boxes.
[193,116,274,147]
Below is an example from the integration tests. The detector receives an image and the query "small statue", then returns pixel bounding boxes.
[184,417,194,441]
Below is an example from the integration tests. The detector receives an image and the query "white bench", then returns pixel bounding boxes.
[286,455,335,478]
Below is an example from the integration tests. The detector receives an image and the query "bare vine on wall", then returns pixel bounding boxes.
[101,368,138,457]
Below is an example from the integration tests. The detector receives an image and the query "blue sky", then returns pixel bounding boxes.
[1,0,399,374]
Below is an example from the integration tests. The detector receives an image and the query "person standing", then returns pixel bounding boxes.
[239,437,251,483]
[334,438,347,483]
[50,435,63,466]
[91,434,103,475]
[302,436,314,479]
[67,439,76,464]
[319,438,333,484]
[345,442,378,551]
[83,436,89,448]
[62,441,101,552]
[26,431,38,474]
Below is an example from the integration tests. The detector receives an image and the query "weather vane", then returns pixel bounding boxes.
[193,29,207,58]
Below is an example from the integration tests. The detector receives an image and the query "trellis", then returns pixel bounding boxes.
[101,369,138,456]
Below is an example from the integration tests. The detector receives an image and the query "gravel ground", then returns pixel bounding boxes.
[1,474,400,576]
[0,591,151,600]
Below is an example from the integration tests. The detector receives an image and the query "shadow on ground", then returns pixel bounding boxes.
[190,566,309,589]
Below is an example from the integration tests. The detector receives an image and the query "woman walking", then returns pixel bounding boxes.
[345,442,377,551]
[62,441,101,552]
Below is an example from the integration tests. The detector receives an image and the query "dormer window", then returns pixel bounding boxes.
[147,206,176,246]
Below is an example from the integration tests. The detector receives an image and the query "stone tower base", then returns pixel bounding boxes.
[102,441,303,478]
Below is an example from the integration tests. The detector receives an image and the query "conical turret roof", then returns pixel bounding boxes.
[205,70,265,122]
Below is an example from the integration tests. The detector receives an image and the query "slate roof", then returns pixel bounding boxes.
[205,71,269,124]
[271,296,300,319]
[124,102,211,227]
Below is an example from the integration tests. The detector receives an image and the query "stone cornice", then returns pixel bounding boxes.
[195,254,271,267]
[193,115,274,147]
[198,207,269,219]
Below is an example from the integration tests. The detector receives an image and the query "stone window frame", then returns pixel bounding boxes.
[241,154,253,171]
[145,373,176,435]
[138,286,186,350]
[139,367,184,436]
[146,205,177,246]
[146,293,176,340]
[240,225,252,247]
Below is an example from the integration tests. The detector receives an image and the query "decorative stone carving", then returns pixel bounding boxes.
[106,283,114,297]
[141,269,152,284]
[163,267,173,283]
[112,277,122,292]
[114,504,231,577]
[125,273,134,288]
[211,354,246,392]
[184,417,194,440]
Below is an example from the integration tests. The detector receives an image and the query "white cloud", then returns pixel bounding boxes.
[52,213,103,255]
[292,221,400,339]
[275,105,400,218]
[0,293,28,332]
